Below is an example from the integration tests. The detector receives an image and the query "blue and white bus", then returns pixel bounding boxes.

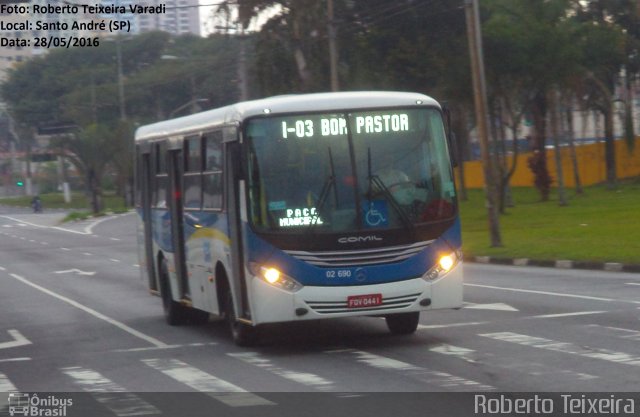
[135,91,463,345]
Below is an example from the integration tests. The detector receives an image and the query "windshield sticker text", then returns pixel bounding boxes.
[278,207,324,227]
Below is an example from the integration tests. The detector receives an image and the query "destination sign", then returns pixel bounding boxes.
[280,113,410,139]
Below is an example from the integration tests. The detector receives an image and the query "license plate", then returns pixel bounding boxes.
[347,294,382,308]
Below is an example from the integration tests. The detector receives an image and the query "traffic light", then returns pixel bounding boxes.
[16,180,24,187]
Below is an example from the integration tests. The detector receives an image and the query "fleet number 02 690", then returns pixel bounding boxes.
[326,270,352,278]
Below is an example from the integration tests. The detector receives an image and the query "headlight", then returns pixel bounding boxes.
[423,251,460,281]
[250,263,303,292]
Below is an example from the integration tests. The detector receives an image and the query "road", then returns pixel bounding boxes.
[1,207,639,416]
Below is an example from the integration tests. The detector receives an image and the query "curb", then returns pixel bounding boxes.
[466,255,640,273]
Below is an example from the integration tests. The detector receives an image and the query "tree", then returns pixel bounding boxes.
[52,124,118,213]
[483,0,582,202]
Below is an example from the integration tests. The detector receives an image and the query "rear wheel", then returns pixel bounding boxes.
[223,286,257,346]
[159,259,189,325]
[385,312,420,335]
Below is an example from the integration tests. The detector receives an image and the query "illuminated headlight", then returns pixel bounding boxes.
[250,263,303,292]
[423,251,460,281]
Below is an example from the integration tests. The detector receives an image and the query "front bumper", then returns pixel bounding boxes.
[248,262,463,325]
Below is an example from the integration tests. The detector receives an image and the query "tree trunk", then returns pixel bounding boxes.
[603,108,617,189]
[550,91,567,206]
[528,92,552,201]
[564,96,583,194]
[452,106,469,201]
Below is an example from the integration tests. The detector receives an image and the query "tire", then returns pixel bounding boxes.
[223,286,257,346]
[159,259,189,326]
[385,312,420,335]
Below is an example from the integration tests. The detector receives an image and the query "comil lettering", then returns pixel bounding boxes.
[355,114,409,134]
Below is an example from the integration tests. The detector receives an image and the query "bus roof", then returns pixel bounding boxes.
[134,91,440,142]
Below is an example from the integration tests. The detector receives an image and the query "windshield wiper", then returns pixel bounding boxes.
[366,147,413,232]
[306,147,338,233]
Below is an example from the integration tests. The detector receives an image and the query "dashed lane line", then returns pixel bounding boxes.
[62,367,161,416]
[142,358,275,407]
[229,352,336,391]
[325,348,495,391]
[481,331,640,366]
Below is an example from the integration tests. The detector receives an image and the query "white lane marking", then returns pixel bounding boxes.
[29,240,36,243]
[61,247,71,251]
[626,283,640,286]
[0,357,31,363]
[0,266,6,271]
[429,343,597,381]
[465,283,640,305]
[9,273,167,348]
[142,358,275,407]
[418,321,489,330]
[83,252,93,256]
[110,259,121,263]
[0,329,32,349]
[0,372,18,412]
[481,332,640,366]
[0,372,18,391]
[464,302,519,312]
[429,344,478,363]
[111,237,121,241]
[229,352,335,391]
[54,269,96,276]
[529,311,606,319]
[62,367,160,416]
[84,212,133,235]
[586,325,640,341]
[326,349,494,391]
[113,342,217,353]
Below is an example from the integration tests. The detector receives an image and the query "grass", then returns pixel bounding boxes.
[459,178,640,264]
[0,192,128,212]
[0,192,130,223]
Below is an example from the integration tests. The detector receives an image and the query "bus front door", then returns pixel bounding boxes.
[168,149,190,299]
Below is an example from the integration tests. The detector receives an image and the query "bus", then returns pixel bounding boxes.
[135,91,463,345]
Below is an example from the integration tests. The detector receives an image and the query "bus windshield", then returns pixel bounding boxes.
[246,108,456,234]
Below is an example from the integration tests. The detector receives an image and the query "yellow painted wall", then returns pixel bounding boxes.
[457,138,640,189]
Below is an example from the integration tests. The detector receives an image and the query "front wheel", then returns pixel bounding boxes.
[385,312,420,335]
[223,287,258,346]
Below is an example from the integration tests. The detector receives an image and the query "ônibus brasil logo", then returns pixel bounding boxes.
[7,393,72,417]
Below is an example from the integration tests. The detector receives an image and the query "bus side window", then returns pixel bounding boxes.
[203,131,223,210]
[135,146,142,208]
[183,135,202,210]
[154,142,168,208]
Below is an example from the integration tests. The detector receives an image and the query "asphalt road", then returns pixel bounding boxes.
[1,207,639,416]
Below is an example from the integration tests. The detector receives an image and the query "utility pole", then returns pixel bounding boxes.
[238,27,249,101]
[327,0,339,91]
[116,35,126,121]
[464,0,502,247]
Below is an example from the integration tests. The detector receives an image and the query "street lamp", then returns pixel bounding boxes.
[169,98,209,119]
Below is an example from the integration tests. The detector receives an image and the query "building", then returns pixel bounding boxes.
[136,0,200,36]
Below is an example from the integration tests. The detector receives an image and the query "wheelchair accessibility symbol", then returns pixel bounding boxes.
[363,201,389,228]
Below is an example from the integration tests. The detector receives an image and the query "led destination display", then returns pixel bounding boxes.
[280,112,410,139]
